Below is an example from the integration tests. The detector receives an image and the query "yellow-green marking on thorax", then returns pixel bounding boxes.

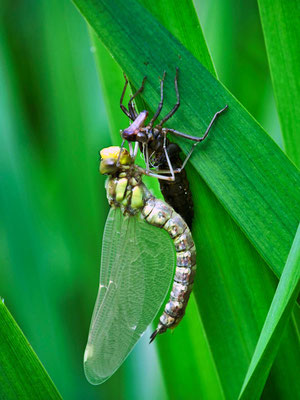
[99,146,146,213]
[116,178,128,202]
[131,186,144,209]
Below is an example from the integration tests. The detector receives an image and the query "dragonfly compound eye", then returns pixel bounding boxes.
[99,158,118,175]
[99,146,132,175]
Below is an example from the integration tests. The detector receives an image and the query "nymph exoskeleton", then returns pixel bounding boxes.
[118,68,228,227]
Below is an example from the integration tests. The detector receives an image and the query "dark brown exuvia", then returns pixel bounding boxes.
[119,68,228,229]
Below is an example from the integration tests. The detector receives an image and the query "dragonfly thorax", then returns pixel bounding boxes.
[100,146,150,215]
[105,173,150,216]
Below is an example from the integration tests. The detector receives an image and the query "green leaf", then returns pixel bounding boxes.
[258,0,300,167]
[73,0,300,281]
[141,0,216,76]
[89,27,129,138]
[239,223,300,399]
[89,26,225,399]
[73,0,300,398]
[0,301,62,400]
[157,294,227,400]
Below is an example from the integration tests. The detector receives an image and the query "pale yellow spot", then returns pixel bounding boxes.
[131,186,144,209]
[116,178,128,202]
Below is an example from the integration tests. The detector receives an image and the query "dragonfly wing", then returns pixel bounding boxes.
[84,207,175,385]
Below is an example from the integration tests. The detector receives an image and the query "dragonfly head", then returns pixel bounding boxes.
[99,146,133,175]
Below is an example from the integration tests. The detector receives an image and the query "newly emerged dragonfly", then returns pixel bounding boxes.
[84,146,196,385]
[119,68,228,228]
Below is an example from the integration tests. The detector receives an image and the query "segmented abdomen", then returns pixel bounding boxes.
[142,196,196,340]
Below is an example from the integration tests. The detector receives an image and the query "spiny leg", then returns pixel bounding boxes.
[128,142,134,158]
[138,146,177,181]
[133,141,139,159]
[164,105,228,142]
[149,71,166,128]
[148,151,157,168]
[120,74,135,120]
[166,105,228,172]
[128,76,147,119]
[142,143,150,172]
[196,104,228,142]
[139,169,175,181]
[141,133,175,179]
[158,67,180,127]
[162,132,175,180]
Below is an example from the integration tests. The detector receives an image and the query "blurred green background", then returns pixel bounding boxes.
[0,0,284,399]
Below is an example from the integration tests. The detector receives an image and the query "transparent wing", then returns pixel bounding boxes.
[84,207,175,385]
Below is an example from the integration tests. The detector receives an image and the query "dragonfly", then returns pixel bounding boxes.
[84,146,196,385]
[119,68,228,228]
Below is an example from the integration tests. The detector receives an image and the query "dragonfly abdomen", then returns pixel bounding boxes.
[101,148,196,342]
[142,197,196,341]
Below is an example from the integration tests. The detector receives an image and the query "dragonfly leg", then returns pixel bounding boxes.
[149,71,166,128]
[128,142,134,158]
[120,74,135,120]
[142,143,151,173]
[150,168,181,174]
[128,76,147,119]
[163,105,228,142]
[133,142,139,159]
[138,165,175,181]
[148,151,157,168]
[195,104,228,142]
[141,133,177,179]
[157,67,180,127]
[165,105,228,172]
[116,139,126,166]
[175,142,199,172]
[162,132,175,181]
